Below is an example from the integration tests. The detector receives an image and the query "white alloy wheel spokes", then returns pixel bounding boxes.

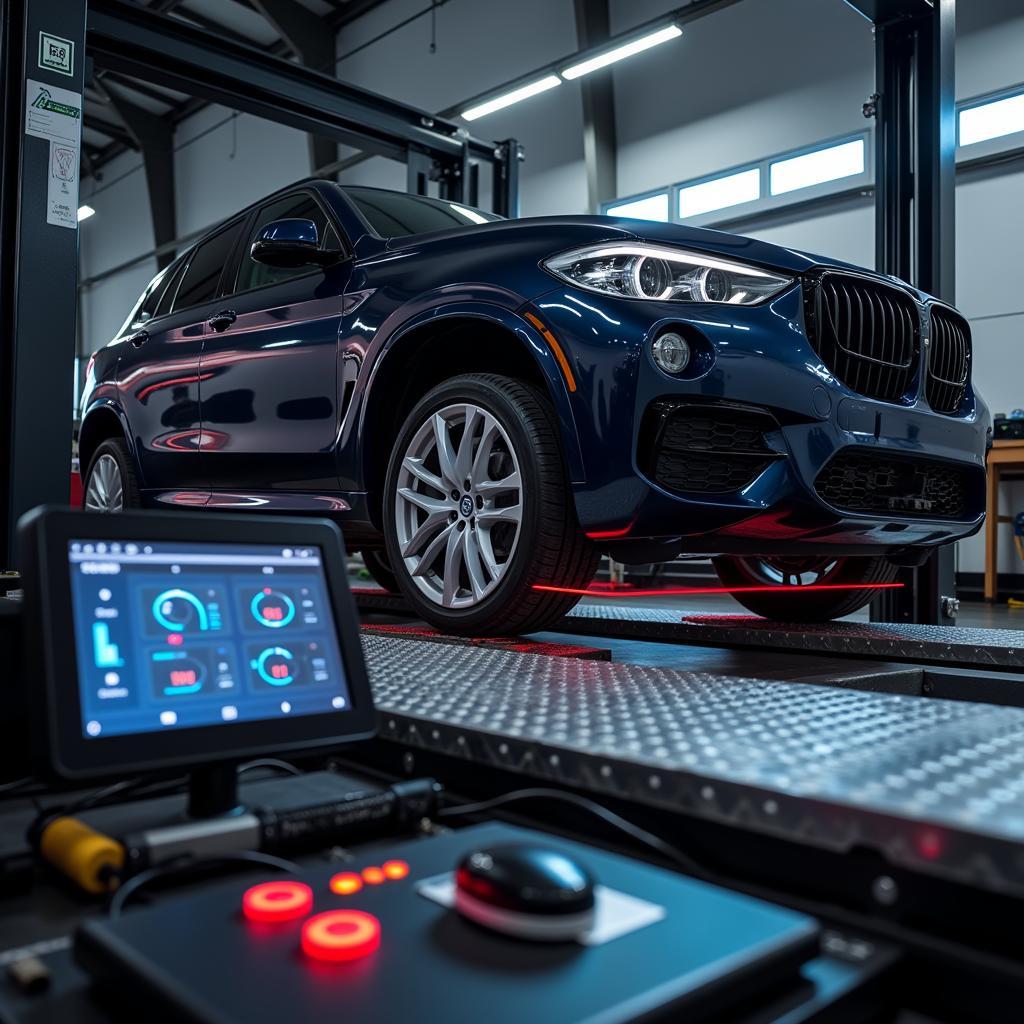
[84,454,124,512]
[394,402,523,609]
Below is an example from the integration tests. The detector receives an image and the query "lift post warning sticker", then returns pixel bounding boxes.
[24,79,82,230]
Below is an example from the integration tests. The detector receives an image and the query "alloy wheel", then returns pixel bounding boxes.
[394,402,523,609]
[84,453,125,512]
[748,556,839,587]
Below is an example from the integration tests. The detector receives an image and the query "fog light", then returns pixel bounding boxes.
[651,332,691,374]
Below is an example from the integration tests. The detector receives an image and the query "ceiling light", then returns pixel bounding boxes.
[461,76,561,121]
[78,204,95,221]
[561,24,682,81]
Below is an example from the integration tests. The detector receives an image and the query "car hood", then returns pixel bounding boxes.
[379,213,889,282]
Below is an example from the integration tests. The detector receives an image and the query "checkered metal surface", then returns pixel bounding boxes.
[362,634,1024,896]
[562,605,1024,668]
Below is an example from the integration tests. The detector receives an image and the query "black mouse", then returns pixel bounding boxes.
[454,843,596,942]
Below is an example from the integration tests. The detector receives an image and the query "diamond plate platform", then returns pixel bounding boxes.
[361,634,1024,897]
[559,606,1024,670]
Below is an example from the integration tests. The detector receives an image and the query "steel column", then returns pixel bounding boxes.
[0,0,87,566]
[573,0,617,213]
[869,0,957,625]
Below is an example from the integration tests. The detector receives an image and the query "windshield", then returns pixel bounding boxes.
[343,186,503,238]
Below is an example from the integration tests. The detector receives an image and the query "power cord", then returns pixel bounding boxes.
[438,787,709,879]
[109,851,298,919]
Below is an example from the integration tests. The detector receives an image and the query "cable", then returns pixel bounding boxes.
[237,758,301,778]
[109,851,298,919]
[438,788,708,879]
[0,777,34,797]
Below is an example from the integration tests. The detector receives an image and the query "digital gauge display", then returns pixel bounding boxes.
[67,539,350,740]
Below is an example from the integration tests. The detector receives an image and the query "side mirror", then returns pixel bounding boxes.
[249,218,343,269]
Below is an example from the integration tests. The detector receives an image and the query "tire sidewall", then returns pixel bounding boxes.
[383,376,554,630]
[84,437,140,510]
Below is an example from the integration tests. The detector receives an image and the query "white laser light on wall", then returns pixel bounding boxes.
[461,75,561,122]
[78,204,95,221]
[959,92,1024,146]
[769,139,865,196]
[678,167,761,218]
[561,24,682,80]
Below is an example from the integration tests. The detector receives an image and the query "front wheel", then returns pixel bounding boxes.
[383,373,598,636]
[711,555,899,621]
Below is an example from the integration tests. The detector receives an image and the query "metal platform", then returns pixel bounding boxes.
[361,633,1024,898]
[351,589,1024,672]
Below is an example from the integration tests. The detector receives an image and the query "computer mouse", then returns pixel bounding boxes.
[454,843,596,942]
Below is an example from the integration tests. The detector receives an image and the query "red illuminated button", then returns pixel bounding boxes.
[361,866,385,885]
[242,881,313,923]
[329,872,363,896]
[301,910,381,962]
[382,860,409,881]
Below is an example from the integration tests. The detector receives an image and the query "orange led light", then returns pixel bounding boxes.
[301,910,381,962]
[361,865,386,885]
[242,881,313,923]
[329,872,363,896]
[382,859,409,881]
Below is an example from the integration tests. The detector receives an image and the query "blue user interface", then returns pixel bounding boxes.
[68,540,350,740]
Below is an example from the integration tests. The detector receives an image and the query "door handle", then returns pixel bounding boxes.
[208,309,237,332]
[128,329,149,348]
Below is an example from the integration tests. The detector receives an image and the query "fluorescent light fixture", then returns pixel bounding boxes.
[959,92,1024,146]
[606,193,669,222]
[769,139,864,196]
[461,75,561,121]
[561,24,682,80]
[78,204,95,221]
[678,167,760,218]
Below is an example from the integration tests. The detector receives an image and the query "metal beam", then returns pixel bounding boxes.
[869,0,958,626]
[83,112,137,148]
[250,0,337,174]
[85,0,493,166]
[0,0,87,566]
[573,0,617,213]
[104,85,177,269]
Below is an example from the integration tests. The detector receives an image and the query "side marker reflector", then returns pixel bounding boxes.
[523,311,577,393]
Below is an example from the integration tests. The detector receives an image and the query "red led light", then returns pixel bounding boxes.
[167,633,184,646]
[329,872,363,896]
[916,829,944,861]
[242,881,313,923]
[533,581,905,598]
[361,866,385,885]
[382,860,409,881]
[585,524,635,540]
[301,910,381,962]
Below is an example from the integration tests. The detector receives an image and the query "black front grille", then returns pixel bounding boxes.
[639,401,783,495]
[804,271,920,403]
[927,306,971,414]
[815,450,972,520]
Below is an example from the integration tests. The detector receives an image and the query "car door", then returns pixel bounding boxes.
[116,219,244,495]
[197,191,351,495]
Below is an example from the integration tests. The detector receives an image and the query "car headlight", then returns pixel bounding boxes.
[542,242,793,305]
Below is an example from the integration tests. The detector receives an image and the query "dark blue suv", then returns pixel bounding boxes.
[79,181,988,634]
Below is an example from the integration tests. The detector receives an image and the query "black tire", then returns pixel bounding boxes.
[361,550,400,594]
[711,554,899,621]
[383,373,598,635]
[82,437,141,512]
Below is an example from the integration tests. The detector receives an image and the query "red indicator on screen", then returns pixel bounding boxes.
[382,860,409,881]
[361,866,386,885]
[270,664,290,679]
[329,872,363,896]
[242,881,313,923]
[169,669,198,687]
[167,633,184,647]
[263,606,285,621]
[301,910,381,962]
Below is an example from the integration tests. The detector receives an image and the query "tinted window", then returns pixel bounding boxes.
[235,193,338,293]
[344,187,501,238]
[155,258,188,317]
[173,221,244,311]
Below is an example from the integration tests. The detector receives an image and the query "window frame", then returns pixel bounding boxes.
[227,189,350,301]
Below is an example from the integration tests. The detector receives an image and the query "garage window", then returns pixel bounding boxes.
[173,221,244,312]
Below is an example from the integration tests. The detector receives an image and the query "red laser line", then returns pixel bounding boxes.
[533,581,905,598]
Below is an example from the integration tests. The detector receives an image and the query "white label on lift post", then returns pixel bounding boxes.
[38,32,74,76]
[24,79,82,229]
